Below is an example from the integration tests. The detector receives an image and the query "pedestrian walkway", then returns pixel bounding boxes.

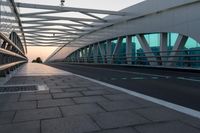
[0,63,200,133]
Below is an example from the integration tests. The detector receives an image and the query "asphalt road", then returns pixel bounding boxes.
[48,63,200,111]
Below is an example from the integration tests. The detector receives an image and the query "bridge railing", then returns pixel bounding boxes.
[65,49,200,69]
[0,32,27,77]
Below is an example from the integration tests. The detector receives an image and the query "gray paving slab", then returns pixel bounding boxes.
[41,115,100,133]
[92,127,138,133]
[38,98,74,108]
[0,94,20,103]
[104,94,159,108]
[20,93,52,101]
[50,88,65,93]
[4,74,200,132]
[91,110,149,129]
[0,111,15,124]
[52,92,83,99]
[103,94,136,101]
[135,121,200,133]
[0,121,40,133]
[73,96,109,104]
[35,90,50,94]
[0,101,36,111]
[134,107,181,122]
[98,100,142,111]
[48,85,71,89]
[82,90,111,96]
[87,86,111,90]
[13,107,61,122]
[64,87,88,92]
[61,103,105,116]
[106,89,124,94]
[178,115,200,129]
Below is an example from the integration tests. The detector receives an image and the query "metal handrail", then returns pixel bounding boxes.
[0,32,27,76]
[0,61,26,71]
[0,32,26,57]
[66,49,200,67]
[0,48,27,59]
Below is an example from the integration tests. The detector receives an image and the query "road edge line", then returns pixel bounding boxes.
[74,73,200,119]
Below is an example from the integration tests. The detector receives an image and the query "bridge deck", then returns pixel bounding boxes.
[0,63,200,133]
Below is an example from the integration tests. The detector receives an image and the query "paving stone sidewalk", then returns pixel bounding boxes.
[0,75,200,133]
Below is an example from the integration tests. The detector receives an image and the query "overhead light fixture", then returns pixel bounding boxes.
[60,0,65,7]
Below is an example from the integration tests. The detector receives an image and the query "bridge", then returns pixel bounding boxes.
[0,0,200,133]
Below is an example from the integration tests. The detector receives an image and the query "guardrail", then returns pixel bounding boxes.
[64,49,200,68]
[0,32,27,77]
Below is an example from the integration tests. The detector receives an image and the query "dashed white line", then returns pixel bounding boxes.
[65,64,170,78]
[74,73,200,119]
[177,77,200,82]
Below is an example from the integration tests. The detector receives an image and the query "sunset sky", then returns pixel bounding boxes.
[18,0,145,62]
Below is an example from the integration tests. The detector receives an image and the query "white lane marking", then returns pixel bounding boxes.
[132,77,144,80]
[64,64,170,78]
[74,73,200,119]
[152,77,159,79]
[177,77,200,82]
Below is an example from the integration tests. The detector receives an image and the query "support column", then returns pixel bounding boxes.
[126,35,132,65]
[160,33,168,66]
[106,40,112,64]
[83,48,87,63]
[136,34,157,66]
[167,34,188,66]
[76,50,80,63]
[93,44,98,63]
[98,43,106,63]
[112,37,123,63]
[87,45,92,63]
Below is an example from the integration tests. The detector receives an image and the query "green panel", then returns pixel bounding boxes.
[185,37,200,49]
[145,33,160,47]
[168,33,178,49]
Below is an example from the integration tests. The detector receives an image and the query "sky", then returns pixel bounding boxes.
[18,0,145,62]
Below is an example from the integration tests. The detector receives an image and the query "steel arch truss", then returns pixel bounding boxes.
[15,2,130,47]
[65,32,200,68]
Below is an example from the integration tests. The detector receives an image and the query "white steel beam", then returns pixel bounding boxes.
[20,15,107,23]
[167,34,188,66]
[81,12,107,22]
[16,2,127,16]
[98,43,106,63]
[106,40,112,64]
[136,34,157,66]
[20,10,66,17]
[93,44,98,63]
[112,37,123,63]
[10,0,27,53]
[126,35,132,65]
[21,22,85,27]
[160,33,168,66]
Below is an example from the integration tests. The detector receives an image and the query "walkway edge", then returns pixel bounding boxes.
[74,73,200,119]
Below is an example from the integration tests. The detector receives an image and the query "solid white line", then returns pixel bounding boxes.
[74,73,200,119]
[177,77,200,82]
[64,64,170,78]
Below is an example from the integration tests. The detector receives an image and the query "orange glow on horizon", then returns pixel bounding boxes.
[26,46,58,62]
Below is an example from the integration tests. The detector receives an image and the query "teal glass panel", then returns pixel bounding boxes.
[145,33,160,47]
[185,37,200,67]
[145,33,160,57]
[132,36,148,65]
[117,38,126,64]
[168,33,178,49]
[185,38,200,49]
